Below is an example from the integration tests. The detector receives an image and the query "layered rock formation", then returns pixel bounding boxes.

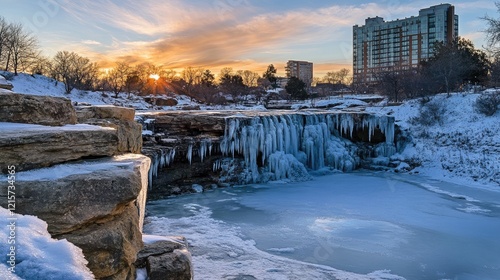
[0,123,118,173]
[0,92,186,279]
[76,105,143,154]
[2,155,150,279]
[0,91,77,125]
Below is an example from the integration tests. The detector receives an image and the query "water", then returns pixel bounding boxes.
[144,171,500,280]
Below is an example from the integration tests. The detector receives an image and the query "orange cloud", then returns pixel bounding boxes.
[53,1,487,77]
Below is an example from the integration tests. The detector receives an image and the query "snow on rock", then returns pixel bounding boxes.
[0,207,94,279]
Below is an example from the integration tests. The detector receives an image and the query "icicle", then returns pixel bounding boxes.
[187,144,193,165]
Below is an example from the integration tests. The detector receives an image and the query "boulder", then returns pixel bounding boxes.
[136,238,193,280]
[76,105,143,154]
[0,92,77,125]
[0,122,118,173]
[0,154,151,279]
[144,97,178,106]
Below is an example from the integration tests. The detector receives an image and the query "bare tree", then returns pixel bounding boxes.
[51,51,96,94]
[322,68,350,86]
[182,66,203,101]
[237,70,259,87]
[483,2,500,54]
[0,17,10,68]
[105,62,131,97]
[31,55,52,75]
[375,69,404,102]
[4,23,39,75]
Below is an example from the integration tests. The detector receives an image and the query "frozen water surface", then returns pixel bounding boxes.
[144,172,500,280]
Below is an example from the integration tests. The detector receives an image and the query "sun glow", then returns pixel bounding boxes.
[149,74,160,80]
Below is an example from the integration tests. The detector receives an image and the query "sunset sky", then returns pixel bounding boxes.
[1,0,497,77]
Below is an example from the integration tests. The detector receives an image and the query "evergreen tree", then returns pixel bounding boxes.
[285,77,308,100]
[263,64,277,88]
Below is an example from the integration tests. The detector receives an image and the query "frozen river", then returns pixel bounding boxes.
[144,171,500,280]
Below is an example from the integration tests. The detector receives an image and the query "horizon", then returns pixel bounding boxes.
[1,0,496,77]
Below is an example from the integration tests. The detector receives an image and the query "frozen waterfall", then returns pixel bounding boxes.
[219,113,396,183]
[144,111,397,187]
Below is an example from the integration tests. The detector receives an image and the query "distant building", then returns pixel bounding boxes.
[285,60,313,85]
[353,3,458,84]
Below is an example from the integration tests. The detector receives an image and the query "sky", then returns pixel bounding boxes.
[0,0,497,77]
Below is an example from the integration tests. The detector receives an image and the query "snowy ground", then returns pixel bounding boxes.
[366,93,499,189]
[0,207,94,279]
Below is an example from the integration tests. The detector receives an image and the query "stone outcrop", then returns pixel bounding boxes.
[0,92,77,125]
[76,105,143,154]
[0,122,118,173]
[136,237,193,280]
[0,91,181,279]
[0,154,151,279]
[0,75,13,90]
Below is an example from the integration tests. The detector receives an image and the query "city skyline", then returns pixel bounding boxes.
[1,0,496,77]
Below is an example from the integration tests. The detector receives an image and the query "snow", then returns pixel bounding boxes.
[366,93,500,188]
[13,154,144,181]
[0,122,115,132]
[0,207,94,279]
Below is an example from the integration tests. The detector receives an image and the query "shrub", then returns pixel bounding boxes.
[410,99,447,126]
[475,92,499,116]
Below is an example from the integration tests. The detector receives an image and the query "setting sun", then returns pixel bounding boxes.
[149,74,160,80]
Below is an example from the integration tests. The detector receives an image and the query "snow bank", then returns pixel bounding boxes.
[367,93,500,188]
[0,207,94,279]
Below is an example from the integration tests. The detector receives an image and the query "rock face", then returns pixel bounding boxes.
[0,92,77,125]
[0,122,118,173]
[76,105,143,154]
[0,154,151,279]
[0,91,173,279]
[136,237,193,280]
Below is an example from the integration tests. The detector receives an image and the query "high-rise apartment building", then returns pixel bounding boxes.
[285,60,313,85]
[353,4,458,84]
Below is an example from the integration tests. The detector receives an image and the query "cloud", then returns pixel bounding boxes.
[53,1,491,76]
[81,40,101,45]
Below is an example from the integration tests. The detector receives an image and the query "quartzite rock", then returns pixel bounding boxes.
[0,154,151,279]
[75,105,135,122]
[0,92,77,125]
[0,122,118,173]
[76,105,143,154]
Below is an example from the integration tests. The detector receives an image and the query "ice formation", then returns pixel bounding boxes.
[148,147,176,188]
[219,113,396,183]
[147,112,396,185]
